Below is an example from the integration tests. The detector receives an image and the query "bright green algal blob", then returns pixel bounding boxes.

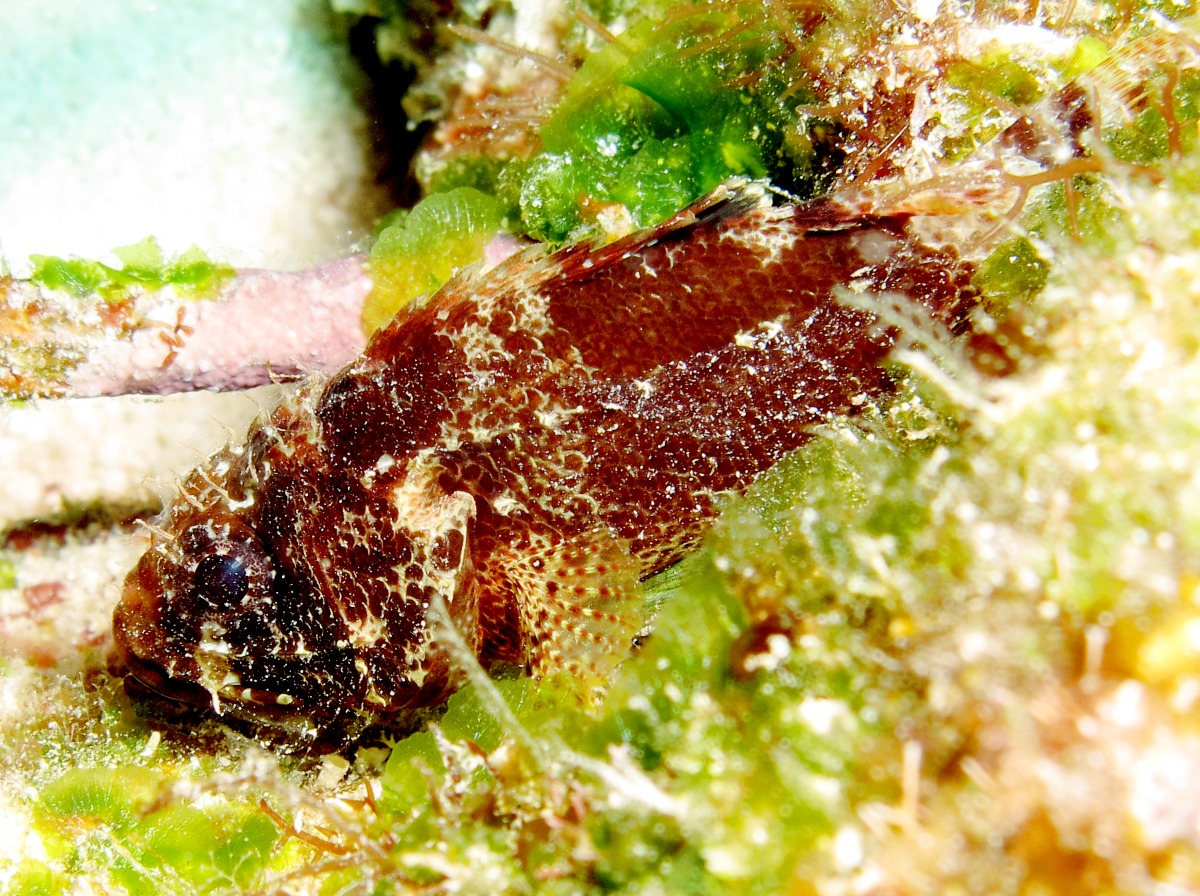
[512,10,832,240]
[403,4,836,244]
[29,238,234,302]
[37,767,163,829]
[1060,36,1110,81]
[538,19,677,160]
[421,152,508,196]
[0,557,16,590]
[364,186,507,333]
[379,677,541,816]
[975,236,1050,317]
[33,767,280,895]
[2,860,65,896]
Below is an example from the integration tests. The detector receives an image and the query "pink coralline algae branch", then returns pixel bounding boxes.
[1,234,532,401]
[1,256,373,400]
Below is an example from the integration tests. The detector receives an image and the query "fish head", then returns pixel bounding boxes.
[113,411,480,747]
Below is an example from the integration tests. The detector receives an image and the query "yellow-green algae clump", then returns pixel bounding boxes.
[363,186,507,333]
[2,238,235,400]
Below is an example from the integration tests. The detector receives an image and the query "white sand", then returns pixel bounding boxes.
[0,0,389,271]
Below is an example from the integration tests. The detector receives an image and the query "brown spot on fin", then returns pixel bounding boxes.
[503,526,644,692]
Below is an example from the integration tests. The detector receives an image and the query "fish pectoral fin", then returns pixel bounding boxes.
[507,527,645,694]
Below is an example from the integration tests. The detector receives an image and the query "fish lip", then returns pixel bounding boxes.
[112,571,363,750]
[117,643,315,721]
[113,639,215,710]
[113,617,316,718]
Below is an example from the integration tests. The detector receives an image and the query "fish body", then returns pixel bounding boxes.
[112,182,976,746]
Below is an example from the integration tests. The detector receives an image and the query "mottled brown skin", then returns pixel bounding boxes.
[112,183,977,746]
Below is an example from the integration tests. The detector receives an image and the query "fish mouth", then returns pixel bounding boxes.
[111,629,215,711]
[114,630,322,735]
[113,607,313,719]
[112,576,373,748]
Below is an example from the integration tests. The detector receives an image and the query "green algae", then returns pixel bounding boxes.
[24,763,280,896]
[29,239,234,302]
[2,239,235,400]
[2,861,64,896]
[1107,68,1200,164]
[0,558,15,591]
[37,767,164,829]
[512,8,837,240]
[388,1,842,243]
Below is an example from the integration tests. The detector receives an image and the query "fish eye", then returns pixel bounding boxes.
[177,517,274,614]
[193,553,250,609]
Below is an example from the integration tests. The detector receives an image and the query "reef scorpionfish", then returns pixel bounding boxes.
[112,181,978,746]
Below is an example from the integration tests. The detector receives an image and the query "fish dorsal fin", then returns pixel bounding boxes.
[502,526,644,692]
